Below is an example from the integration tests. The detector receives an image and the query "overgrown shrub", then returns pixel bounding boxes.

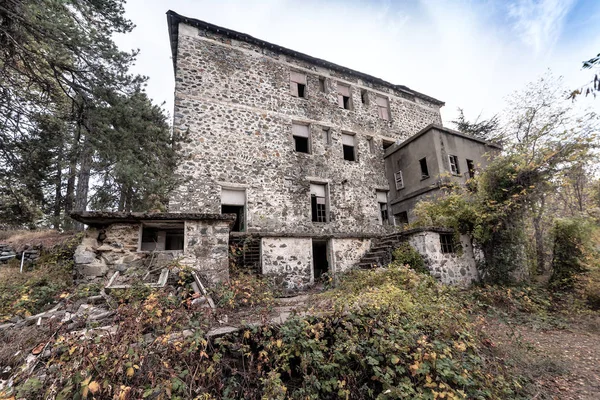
[0,234,80,321]
[391,242,427,273]
[413,155,536,285]
[211,272,275,310]
[5,265,528,399]
[549,218,593,290]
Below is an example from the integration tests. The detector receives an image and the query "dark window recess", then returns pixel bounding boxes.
[380,203,389,224]
[342,96,351,109]
[361,89,369,104]
[337,84,352,110]
[312,240,329,280]
[383,140,394,150]
[140,226,184,251]
[395,211,409,225]
[343,145,355,161]
[440,233,456,254]
[222,204,245,232]
[448,155,460,174]
[297,83,306,98]
[311,194,327,222]
[467,159,475,178]
[419,157,429,178]
[294,136,309,153]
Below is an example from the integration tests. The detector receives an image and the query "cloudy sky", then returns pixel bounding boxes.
[115,0,600,125]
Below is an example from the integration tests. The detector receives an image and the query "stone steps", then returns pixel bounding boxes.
[357,232,409,269]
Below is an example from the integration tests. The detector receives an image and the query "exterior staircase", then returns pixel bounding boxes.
[357,232,410,269]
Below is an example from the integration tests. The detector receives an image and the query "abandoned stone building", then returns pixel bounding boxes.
[163,11,499,288]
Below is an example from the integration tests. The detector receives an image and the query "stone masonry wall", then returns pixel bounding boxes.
[407,232,479,286]
[74,220,231,284]
[261,237,313,290]
[179,220,230,283]
[332,238,372,274]
[169,23,443,236]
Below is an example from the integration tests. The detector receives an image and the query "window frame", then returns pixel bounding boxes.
[310,183,329,223]
[376,95,390,120]
[337,83,353,110]
[394,170,404,190]
[292,122,311,154]
[440,233,456,254]
[448,155,460,175]
[290,71,307,99]
[419,157,430,179]
[466,159,475,179]
[376,191,389,224]
[342,133,357,162]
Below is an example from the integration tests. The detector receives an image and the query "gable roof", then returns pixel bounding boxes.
[166,10,445,106]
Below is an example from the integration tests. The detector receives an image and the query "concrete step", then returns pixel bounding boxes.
[360,256,383,264]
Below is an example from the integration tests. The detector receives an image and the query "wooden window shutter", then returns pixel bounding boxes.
[337,84,350,97]
[292,123,309,138]
[290,71,307,84]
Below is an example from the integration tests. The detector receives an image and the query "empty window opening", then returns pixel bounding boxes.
[361,89,369,105]
[394,211,409,226]
[376,95,390,120]
[221,189,246,232]
[310,183,328,223]
[367,137,375,154]
[394,170,404,190]
[312,240,329,280]
[382,139,394,150]
[140,223,184,252]
[290,71,307,98]
[318,77,326,92]
[342,133,356,161]
[440,233,456,254]
[337,83,352,110]
[322,127,331,145]
[448,155,460,175]
[419,157,429,179]
[292,123,310,154]
[466,159,475,179]
[377,191,388,224]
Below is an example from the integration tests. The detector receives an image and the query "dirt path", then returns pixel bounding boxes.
[482,317,600,399]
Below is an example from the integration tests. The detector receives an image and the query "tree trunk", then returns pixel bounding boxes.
[73,135,92,230]
[53,157,62,229]
[532,195,547,274]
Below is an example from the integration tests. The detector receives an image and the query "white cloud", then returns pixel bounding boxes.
[113,0,599,128]
[508,0,577,53]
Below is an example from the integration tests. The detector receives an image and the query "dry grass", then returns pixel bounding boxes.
[0,230,76,252]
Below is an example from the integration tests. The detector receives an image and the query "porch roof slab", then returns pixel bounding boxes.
[70,211,236,227]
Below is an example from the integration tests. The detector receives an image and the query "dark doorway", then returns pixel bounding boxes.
[221,204,244,232]
[312,240,329,280]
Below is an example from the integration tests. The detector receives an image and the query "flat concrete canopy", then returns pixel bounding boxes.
[70,211,236,227]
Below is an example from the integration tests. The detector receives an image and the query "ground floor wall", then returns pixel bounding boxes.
[406,231,479,286]
[331,238,371,274]
[260,236,372,291]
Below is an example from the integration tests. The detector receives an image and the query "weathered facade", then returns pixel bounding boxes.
[165,11,496,288]
[384,125,501,223]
